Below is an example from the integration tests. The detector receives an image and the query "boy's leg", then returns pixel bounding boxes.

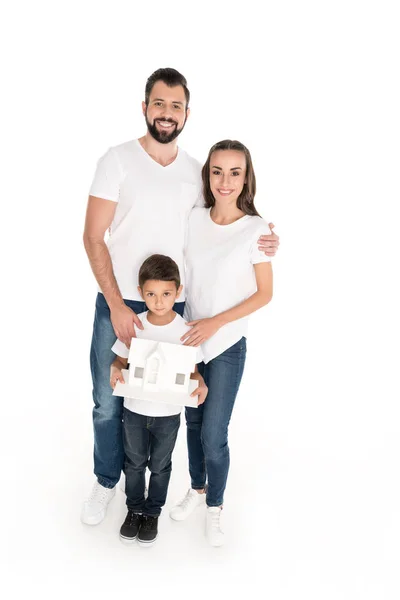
[123,408,149,513]
[185,361,207,491]
[142,414,181,516]
[90,292,146,488]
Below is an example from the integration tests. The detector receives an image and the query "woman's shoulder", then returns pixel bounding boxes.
[244,215,271,236]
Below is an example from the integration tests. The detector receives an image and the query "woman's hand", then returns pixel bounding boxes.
[181,317,222,346]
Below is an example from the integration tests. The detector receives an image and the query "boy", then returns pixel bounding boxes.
[110,254,207,546]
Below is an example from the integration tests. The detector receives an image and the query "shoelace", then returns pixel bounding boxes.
[88,484,112,505]
[141,516,156,531]
[209,511,222,531]
[126,511,140,526]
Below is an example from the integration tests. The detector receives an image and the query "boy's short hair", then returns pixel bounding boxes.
[138,254,181,289]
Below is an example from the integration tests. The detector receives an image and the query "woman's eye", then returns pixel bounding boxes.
[212,170,220,175]
[232,171,240,176]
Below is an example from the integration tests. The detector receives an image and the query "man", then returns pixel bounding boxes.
[81,68,280,525]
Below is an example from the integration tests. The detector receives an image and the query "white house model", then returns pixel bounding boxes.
[113,338,199,408]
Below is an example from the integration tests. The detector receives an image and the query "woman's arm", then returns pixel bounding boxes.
[182,262,273,346]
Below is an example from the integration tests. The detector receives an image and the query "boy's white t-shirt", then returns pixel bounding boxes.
[89,140,203,302]
[184,208,272,364]
[112,311,203,417]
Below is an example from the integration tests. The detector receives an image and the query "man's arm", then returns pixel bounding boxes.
[258,222,280,257]
[83,195,143,345]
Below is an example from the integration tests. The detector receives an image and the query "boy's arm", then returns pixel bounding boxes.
[110,355,128,389]
[190,365,208,406]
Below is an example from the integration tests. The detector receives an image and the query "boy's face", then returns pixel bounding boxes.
[138,280,182,315]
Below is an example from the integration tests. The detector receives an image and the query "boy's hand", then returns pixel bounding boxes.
[190,375,208,406]
[258,222,280,257]
[110,365,125,390]
[110,304,144,348]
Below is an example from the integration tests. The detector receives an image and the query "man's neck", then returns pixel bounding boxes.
[138,134,179,167]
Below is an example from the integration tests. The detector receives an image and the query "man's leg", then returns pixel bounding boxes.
[90,293,146,488]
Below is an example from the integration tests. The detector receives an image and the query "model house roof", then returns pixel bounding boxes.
[128,339,197,373]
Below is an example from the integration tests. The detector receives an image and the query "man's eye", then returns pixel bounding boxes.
[155,102,163,106]
[173,105,181,110]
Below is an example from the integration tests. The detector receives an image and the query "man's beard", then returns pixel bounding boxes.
[145,112,187,144]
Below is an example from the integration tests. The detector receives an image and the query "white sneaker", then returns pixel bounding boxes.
[81,481,116,525]
[205,507,224,547]
[119,472,148,498]
[169,488,206,521]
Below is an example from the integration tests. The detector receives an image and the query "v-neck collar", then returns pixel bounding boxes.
[135,139,180,169]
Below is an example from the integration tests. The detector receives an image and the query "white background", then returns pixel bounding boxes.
[1,1,399,598]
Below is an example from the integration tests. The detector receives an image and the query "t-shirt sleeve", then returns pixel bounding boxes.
[111,338,129,359]
[89,147,123,202]
[250,223,272,265]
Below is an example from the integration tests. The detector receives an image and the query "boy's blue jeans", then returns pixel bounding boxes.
[185,337,247,507]
[123,408,181,516]
[90,292,185,489]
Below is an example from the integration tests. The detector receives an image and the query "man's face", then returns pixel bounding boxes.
[143,81,189,144]
[138,280,182,316]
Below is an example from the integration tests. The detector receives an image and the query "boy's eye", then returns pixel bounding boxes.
[147,293,154,297]
[164,292,171,296]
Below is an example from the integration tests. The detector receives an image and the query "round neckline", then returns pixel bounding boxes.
[135,139,180,169]
[145,311,178,327]
[207,207,251,228]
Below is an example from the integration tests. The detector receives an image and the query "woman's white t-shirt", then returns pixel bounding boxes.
[184,208,271,363]
[89,140,202,301]
[112,311,203,417]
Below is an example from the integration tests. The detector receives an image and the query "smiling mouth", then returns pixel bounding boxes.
[217,189,234,196]
[156,120,176,130]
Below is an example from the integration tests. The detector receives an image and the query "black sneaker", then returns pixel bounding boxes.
[119,510,142,543]
[138,514,158,546]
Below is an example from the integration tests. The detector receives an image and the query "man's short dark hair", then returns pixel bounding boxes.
[145,68,190,108]
[138,254,181,289]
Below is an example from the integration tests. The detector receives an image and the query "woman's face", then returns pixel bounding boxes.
[209,150,247,205]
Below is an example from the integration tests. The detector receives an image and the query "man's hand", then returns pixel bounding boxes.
[181,317,222,346]
[190,374,208,406]
[110,365,125,390]
[110,304,144,347]
[258,222,280,257]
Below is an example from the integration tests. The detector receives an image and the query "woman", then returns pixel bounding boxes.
[170,140,273,546]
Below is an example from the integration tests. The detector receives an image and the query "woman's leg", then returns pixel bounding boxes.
[201,337,247,507]
[185,361,207,490]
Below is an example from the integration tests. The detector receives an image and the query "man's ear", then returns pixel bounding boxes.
[137,286,144,299]
[175,284,183,299]
[186,107,191,120]
[142,101,147,116]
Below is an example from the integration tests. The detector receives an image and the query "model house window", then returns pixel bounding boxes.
[175,373,185,385]
[134,367,144,379]
[147,357,160,384]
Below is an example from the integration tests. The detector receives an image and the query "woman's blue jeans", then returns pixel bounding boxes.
[90,293,185,489]
[185,337,247,507]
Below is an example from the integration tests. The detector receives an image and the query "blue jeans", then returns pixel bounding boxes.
[90,292,185,488]
[185,337,247,507]
[123,408,181,516]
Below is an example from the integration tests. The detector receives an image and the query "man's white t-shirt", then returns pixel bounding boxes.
[89,140,203,301]
[111,311,203,417]
[184,208,271,364]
